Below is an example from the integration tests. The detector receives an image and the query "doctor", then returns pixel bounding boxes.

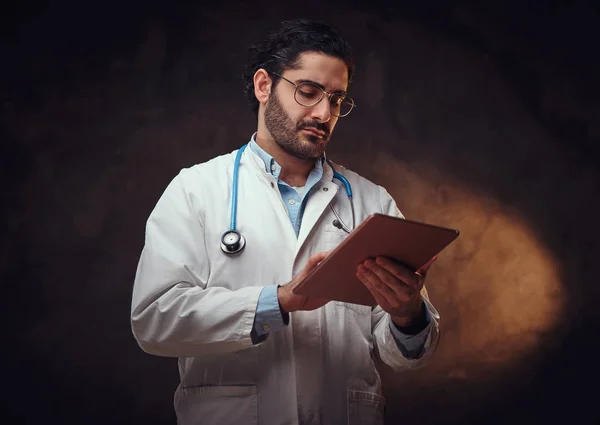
[131,19,440,425]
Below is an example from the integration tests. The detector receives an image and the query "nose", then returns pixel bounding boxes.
[310,96,331,123]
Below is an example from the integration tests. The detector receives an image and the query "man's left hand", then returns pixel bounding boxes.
[356,256,436,327]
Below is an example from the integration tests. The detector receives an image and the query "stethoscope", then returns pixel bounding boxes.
[221,144,356,255]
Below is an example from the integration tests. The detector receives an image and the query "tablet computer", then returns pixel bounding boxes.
[293,213,460,306]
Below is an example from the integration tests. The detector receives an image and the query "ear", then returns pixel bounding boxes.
[253,69,272,107]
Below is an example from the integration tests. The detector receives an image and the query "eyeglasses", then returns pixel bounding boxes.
[271,73,355,118]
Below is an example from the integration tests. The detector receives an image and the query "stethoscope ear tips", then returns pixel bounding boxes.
[221,229,246,254]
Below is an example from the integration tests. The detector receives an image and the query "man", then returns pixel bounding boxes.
[131,19,440,425]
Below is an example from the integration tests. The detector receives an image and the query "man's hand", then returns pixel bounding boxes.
[356,256,437,327]
[277,251,332,313]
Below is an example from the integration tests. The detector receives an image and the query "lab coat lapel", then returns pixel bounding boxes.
[244,147,299,241]
[295,164,338,253]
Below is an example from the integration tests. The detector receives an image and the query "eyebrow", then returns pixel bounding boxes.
[296,79,347,96]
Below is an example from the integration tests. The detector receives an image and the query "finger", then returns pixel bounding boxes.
[359,268,414,313]
[414,271,425,289]
[372,266,418,306]
[357,271,391,308]
[362,260,413,301]
[358,266,402,306]
[374,257,420,288]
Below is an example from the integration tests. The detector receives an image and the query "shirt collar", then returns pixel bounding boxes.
[248,133,324,179]
[248,135,278,176]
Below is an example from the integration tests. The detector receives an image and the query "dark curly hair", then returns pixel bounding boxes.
[242,19,355,115]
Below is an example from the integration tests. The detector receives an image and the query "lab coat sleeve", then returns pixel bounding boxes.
[389,302,432,358]
[130,169,264,358]
[370,186,441,371]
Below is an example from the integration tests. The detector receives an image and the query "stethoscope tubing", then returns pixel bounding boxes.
[222,144,354,254]
[230,143,247,231]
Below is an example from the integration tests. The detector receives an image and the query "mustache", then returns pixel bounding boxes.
[297,121,329,136]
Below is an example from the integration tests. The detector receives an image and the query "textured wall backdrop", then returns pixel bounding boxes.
[3,1,599,424]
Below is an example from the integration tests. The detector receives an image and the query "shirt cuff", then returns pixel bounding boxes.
[253,285,288,337]
[389,304,433,359]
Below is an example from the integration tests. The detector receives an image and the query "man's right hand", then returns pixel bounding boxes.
[277,251,332,313]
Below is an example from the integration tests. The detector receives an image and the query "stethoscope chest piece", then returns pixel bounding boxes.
[221,229,246,254]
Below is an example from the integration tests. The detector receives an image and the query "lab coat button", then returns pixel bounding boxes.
[270,182,275,188]
[322,187,329,192]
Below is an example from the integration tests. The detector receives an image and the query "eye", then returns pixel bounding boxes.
[296,83,321,101]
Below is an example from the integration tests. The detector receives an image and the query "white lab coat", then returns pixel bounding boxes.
[131,146,440,425]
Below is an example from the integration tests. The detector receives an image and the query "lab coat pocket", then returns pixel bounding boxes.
[175,385,258,425]
[334,301,370,315]
[347,390,385,425]
[323,224,347,247]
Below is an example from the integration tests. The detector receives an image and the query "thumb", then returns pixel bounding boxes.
[306,250,331,268]
[417,255,438,276]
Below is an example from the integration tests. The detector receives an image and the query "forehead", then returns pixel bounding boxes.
[284,51,349,92]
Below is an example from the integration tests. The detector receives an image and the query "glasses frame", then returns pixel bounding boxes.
[271,72,355,118]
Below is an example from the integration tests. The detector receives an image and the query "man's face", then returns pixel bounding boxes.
[264,52,349,160]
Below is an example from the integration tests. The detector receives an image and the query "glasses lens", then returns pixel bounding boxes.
[330,94,354,117]
[294,82,323,107]
[293,82,355,117]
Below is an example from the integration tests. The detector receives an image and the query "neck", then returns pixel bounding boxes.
[254,132,315,187]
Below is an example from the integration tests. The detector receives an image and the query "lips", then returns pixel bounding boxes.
[302,127,326,137]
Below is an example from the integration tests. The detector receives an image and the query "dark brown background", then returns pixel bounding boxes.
[3,0,599,424]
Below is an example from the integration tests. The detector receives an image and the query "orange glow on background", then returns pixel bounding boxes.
[354,153,566,376]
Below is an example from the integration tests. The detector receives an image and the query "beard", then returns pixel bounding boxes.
[264,90,331,160]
